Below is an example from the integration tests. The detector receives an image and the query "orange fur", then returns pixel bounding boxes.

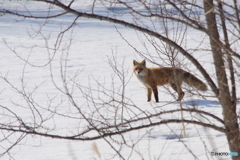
[133,60,207,102]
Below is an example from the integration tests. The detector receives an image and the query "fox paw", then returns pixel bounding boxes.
[176,92,185,101]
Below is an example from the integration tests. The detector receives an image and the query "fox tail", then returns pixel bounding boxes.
[183,72,207,91]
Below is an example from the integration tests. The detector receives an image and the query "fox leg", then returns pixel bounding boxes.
[152,87,159,103]
[147,88,152,102]
[170,83,185,101]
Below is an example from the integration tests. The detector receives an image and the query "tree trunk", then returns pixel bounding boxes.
[203,0,240,159]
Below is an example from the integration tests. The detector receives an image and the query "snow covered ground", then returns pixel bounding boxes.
[0,1,238,160]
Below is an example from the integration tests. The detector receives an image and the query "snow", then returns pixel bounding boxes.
[0,1,238,160]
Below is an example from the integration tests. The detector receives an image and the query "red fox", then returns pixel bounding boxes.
[133,60,207,102]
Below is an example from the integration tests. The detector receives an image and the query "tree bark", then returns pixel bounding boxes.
[218,1,237,106]
[203,0,240,159]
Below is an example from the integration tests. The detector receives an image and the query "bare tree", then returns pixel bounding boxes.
[203,0,239,158]
[0,0,240,159]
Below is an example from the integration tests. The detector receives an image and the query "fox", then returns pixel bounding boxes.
[133,60,207,102]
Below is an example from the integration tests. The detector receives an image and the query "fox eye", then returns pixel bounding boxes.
[135,67,143,72]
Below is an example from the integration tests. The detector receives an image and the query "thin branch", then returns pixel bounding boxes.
[0,117,226,142]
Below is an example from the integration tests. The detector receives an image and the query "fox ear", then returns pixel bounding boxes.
[133,60,138,66]
[142,60,146,66]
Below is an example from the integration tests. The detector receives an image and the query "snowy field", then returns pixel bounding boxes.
[0,1,238,160]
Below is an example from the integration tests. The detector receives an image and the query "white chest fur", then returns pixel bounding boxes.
[134,72,151,88]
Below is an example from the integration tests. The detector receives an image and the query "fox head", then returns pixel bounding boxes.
[133,60,148,76]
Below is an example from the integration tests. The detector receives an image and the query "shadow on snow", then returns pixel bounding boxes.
[159,99,221,108]
[179,99,220,108]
